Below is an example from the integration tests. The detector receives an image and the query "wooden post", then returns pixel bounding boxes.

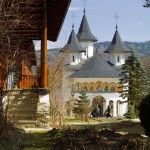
[41,1,47,88]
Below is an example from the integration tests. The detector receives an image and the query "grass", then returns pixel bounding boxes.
[116,123,145,135]
[23,130,53,150]
[66,117,145,135]
[0,138,16,150]
[0,118,145,150]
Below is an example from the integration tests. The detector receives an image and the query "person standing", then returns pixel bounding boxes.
[106,105,112,118]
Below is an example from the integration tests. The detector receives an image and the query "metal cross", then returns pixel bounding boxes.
[114,12,119,29]
[82,0,88,13]
[70,12,76,28]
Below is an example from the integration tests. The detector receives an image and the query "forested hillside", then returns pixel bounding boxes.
[96,41,150,57]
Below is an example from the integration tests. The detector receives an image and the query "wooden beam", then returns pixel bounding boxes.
[40,1,47,88]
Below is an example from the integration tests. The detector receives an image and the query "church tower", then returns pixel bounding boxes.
[61,25,85,65]
[104,17,129,66]
[77,8,97,60]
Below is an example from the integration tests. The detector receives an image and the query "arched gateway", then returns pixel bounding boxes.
[92,96,106,117]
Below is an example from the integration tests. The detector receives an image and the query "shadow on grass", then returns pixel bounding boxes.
[23,132,52,150]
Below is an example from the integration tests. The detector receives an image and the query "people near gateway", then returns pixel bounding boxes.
[106,105,112,118]
[90,105,100,118]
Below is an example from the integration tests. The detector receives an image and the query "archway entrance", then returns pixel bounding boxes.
[92,96,106,117]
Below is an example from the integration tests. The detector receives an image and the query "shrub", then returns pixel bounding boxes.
[138,93,150,136]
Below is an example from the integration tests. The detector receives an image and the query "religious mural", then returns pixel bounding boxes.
[74,81,122,93]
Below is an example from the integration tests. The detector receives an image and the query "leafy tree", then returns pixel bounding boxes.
[73,88,91,122]
[138,93,150,136]
[119,47,148,114]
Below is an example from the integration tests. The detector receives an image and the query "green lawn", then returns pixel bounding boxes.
[0,138,16,150]
[0,118,146,150]
[23,131,53,150]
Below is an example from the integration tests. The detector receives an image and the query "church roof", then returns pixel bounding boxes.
[70,54,120,78]
[77,13,97,42]
[104,29,130,53]
[61,27,85,53]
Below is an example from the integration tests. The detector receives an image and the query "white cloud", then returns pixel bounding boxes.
[69,7,82,12]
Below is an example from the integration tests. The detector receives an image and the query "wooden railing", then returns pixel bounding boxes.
[20,75,39,88]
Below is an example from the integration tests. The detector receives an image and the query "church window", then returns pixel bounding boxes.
[117,56,120,62]
[73,56,75,62]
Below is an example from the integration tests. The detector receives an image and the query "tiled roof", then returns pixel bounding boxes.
[104,29,130,53]
[61,28,85,52]
[70,54,120,78]
[77,13,97,42]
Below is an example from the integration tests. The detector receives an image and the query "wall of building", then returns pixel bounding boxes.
[72,78,127,117]
[68,53,81,65]
[110,53,125,66]
[80,41,94,59]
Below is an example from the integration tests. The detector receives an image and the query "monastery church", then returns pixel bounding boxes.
[62,9,130,117]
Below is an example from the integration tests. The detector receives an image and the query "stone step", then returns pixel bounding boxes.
[17,120,37,128]
[13,114,37,120]
[13,107,37,112]
[9,98,39,104]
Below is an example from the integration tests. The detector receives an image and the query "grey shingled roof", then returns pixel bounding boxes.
[104,29,130,53]
[61,28,85,52]
[77,13,97,42]
[70,54,120,78]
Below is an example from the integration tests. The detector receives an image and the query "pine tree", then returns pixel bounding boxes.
[73,88,91,121]
[119,47,148,114]
[124,105,136,120]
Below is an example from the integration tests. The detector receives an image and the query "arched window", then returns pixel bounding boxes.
[117,56,120,62]
[72,56,75,62]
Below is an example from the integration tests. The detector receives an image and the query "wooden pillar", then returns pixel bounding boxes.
[41,1,47,88]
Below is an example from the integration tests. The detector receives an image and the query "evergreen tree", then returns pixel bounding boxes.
[119,47,148,114]
[124,105,136,120]
[144,0,150,7]
[73,88,91,121]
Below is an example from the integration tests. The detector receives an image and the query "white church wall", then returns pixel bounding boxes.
[110,53,125,66]
[80,41,94,59]
[72,78,127,117]
[70,53,81,65]
[74,92,127,117]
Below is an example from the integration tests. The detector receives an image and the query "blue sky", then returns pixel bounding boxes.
[34,0,150,50]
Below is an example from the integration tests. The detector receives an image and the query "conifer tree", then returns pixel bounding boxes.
[119,47,148,114]
[73,88,91,121]
[144,0,150,7]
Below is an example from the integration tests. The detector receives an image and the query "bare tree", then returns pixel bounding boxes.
[48,53,72,128]
[0,0,37,138]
